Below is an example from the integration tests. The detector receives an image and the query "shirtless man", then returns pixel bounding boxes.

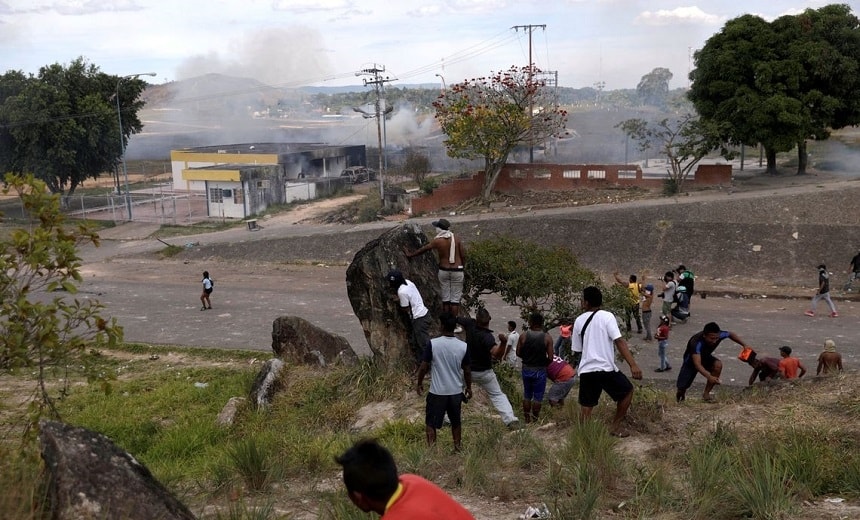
[406,218,466,317]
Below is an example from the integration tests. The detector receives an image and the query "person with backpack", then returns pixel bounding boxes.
[200,271,213,310]
[676,265,695,312]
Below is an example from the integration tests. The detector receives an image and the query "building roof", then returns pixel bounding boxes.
[179,142,332,154]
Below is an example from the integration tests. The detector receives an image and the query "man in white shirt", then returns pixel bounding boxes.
[572,286,643,437]
[388,270,432,360]
[498,320,520,367]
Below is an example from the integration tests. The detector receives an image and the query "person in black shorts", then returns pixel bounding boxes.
[676,322,751,403]
[571,286,642,437]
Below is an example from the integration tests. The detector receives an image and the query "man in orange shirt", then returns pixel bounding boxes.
[336,439,475,519]
[777,346,806,379]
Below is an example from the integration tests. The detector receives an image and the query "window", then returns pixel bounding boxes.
[532,168,551,179]
[222,189,232,198]
[509,169,527,179]
[233,189,244,205]
[209,187,223,203]
[587,170,606,180]
[563,169,581,179]
[618,168,638,179]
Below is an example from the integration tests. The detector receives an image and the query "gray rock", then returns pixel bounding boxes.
[271,316,357,366]
[249,358,285,410]
[38,420,196,520]
[345,223,443,366]
[216,397,247,427]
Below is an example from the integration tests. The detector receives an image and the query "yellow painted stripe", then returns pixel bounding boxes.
[182,169,240,181]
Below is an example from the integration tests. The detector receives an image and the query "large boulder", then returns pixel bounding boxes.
[39,420,196,520]
[271,316,357,366]
[345,223,443,366]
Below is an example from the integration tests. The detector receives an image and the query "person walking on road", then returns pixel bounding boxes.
[571,286,643,437]
[200,271,213,310]
[805,264,838,318]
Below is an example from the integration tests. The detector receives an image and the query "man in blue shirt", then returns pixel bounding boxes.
[675,321,751,403]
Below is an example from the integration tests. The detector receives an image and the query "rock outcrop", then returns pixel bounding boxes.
[345,223,443,365]
[249,358,285,410]
[271,316,357,366]
[39,420,196,520]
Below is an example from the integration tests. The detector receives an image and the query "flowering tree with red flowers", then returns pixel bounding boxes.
[433,65,568,201]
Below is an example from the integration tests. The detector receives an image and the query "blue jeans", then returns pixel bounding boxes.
[658,340,670,370]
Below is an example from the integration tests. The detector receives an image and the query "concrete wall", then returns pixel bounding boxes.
[410,163,732,215]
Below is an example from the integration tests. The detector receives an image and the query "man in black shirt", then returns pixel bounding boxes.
[457,309,520,428]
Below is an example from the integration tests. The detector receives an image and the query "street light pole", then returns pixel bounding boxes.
[435,73,446,93]
[116,72,155,221]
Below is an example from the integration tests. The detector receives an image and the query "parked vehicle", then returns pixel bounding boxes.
[340,166,369,184]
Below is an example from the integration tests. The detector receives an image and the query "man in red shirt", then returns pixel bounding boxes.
[777,346,807,379]
[336,439,475,519]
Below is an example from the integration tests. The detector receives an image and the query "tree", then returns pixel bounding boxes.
[403,149,431,186]
[636,67,674,108]
[0,58,149,197]
[462,235,627,330]
[0,174,123,428]
[689,6,860,175]
[433,66,568,201]
[617,114,732,193]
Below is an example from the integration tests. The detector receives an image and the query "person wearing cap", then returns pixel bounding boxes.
[805,264,838,318]
[654,315,671,372]
[817,339,843,375]
[777,346,806,379]
[387,270,431,360]
[406,218,466,318]
[675,321,751,402]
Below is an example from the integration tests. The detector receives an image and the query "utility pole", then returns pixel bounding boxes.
[357,64,393,201]
[512,24,546,163]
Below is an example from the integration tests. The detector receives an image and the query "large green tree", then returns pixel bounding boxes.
[433,66,568,201]
[463,235,626,331]
[0,58,149,197]
[689,5,860,175]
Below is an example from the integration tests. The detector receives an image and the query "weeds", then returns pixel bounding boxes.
[228,437,281,492]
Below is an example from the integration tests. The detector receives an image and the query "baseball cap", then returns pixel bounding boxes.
[431,218,450,230]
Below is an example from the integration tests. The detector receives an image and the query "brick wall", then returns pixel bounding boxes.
[410,163,732,215]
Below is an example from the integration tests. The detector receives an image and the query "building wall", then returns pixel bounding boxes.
[410,163,732,215]
[170,151,279,191]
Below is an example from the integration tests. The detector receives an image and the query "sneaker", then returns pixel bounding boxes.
[506,420,523,431]
[831,312,839,318]
[804,310,815,317]
[654,368,665,372]
[665,365,672,371]
[200,306,207,311]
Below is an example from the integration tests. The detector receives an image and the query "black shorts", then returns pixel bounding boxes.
[577,371,633,407]
[204,288,213,294]
[425,393,463,429]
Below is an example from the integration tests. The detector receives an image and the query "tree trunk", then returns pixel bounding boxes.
[480,157,507,201]
[765,148,778,175]
[796,141,808,175]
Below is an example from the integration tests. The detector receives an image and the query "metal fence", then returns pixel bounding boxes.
[64,188,209,225]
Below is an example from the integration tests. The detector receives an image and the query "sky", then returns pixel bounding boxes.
[0,0,845,91]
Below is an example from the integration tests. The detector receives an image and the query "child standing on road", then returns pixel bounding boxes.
[641,284,655,341]
[200,271,213,310]
[655,315,671,372]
